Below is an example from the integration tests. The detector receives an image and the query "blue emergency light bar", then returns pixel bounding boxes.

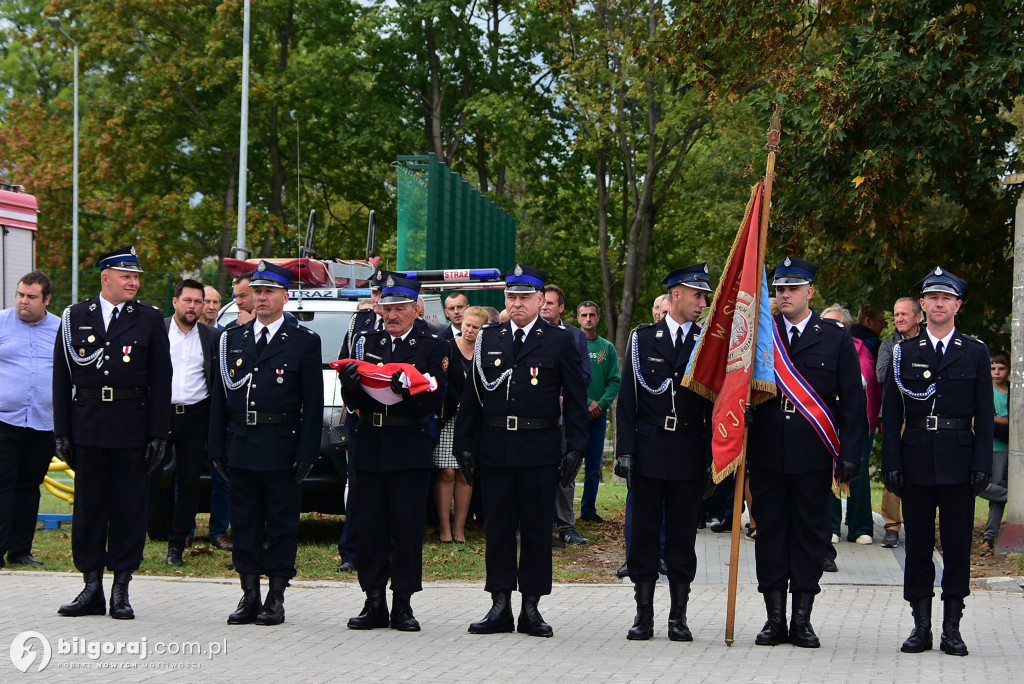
[397,268,501,283]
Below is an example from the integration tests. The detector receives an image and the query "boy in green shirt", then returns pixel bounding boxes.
[577,301,621,522]
[980,349,1010,549]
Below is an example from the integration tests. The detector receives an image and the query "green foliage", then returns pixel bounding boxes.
[1,0,1020,351]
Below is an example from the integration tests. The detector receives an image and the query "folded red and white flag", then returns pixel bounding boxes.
[330,359,438,405]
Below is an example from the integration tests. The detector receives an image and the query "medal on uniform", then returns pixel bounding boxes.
[276,369,284,384]
[122,345,132,363]
[229,369,235,378]
[79,348,86,356]
[87,335,96,343]
[923,370,932,379]
[530,367,539,385]
[236,359,244,367]
[494,358,502,367]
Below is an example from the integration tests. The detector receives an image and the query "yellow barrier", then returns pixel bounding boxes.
[44,456,75,504]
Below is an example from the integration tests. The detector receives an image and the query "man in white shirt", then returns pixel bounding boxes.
[158,280,223,567]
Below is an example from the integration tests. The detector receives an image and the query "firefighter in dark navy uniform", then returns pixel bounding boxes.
[454,264,588,638]
[208,260,323,626]
[614,263,714,642]
[747,255,864,648]
[882,267,993,657]
[336,274,448,632]
[335,268,387,574]
[53,245,172,620]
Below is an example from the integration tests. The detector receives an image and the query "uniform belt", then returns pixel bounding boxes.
[76,387,147,402]
[638,412,703,432]
[777,395,798,413]
[483,416,557,431]
[364,413,430,428]
[905,416,972,431]
[172,398,210,415]
[230,411,300,426]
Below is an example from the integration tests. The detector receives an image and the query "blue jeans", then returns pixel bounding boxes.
[209,463,230,539]
[580,416,607,518]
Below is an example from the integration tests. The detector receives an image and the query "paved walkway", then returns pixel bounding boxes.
[3,510,1020,683]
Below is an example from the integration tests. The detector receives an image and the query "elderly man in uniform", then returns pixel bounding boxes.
[209,260,323,626]
[614,263,713,641]
[747,256,864,648]
[455,264,588,638]
[335,268,387,574]
[337,274,448,631]
[882,267,992,657]
[53,246,171,619]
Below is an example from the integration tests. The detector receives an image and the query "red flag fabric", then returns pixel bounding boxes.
[682,181,776,482]
[330,359,438,405]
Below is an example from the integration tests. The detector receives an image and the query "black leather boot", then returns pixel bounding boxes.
[517,595,553,637]
[667,582,692,642]
[939,598,968,656]
[788,591,819,648]
[255,576,287,626]
[58,570,105,617]
[348,588,389,630]
[109,571,135,620]
[626,581,655,640]
[754,590,787,645]
[900,597,933,653]
[468,591,514,634]
[227,574,262,625]
[390,592,421,631]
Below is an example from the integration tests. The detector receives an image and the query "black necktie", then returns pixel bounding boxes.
[790,325,800,348]
[936,340,944,365]
[392,336,403,354]
[513,328,525,358]
[675,326,686,363]
[376,317,383,331]
[109,306,119,331]
[256,327,269,354]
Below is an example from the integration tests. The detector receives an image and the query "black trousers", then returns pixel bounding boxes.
[71,445,149,572]
[481,464,559,596]
[902,482,974,602]
[229,467,302,578]
[336,417,359,564]
[749,467,831,594]
[0,421,55,559]
[160,401,210,550]
[627,474,701,585]
[356,468,430,594]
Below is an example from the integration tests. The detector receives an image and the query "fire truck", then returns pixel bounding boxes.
[148,211,506,536]
[0,183,39,307]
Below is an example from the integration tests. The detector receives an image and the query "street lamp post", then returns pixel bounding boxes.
[1000,172,1024,552]
[47,17,79,304]
[235,0,251,258]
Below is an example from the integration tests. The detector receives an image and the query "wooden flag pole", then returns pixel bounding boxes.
[724,106,781,646]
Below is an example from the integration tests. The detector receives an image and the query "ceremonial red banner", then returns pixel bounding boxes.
[682,181,776,482]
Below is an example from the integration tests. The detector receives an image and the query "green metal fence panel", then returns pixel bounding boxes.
[396,153,515,310]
